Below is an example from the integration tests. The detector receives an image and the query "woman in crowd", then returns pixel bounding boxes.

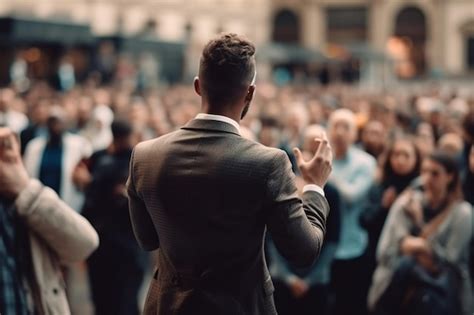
[361,136,422,279]
[463,144,474,205]
[368,151,472,315]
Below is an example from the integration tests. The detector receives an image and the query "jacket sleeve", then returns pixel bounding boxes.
[126,146,160,251]
[430,202,472,265]
[376,193,412,267]
[267,238,298,284]
[264,150,330,268]
[14,179,99,265]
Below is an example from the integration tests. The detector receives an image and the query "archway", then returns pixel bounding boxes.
[461,20,474,71]
[272,9,300,43]
[390,6,427,78]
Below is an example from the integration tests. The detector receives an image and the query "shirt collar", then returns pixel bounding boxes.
[195,113,240,134]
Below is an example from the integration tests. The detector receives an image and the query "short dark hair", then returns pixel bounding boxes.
[381,136,421,184]
[462,111,474,143]
[111,119,132,140]
[199,33,256,108]
[427,150,462,201]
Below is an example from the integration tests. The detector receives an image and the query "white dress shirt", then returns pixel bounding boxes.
[194,113,324,197]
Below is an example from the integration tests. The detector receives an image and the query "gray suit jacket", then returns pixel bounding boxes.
[126,119,330,315]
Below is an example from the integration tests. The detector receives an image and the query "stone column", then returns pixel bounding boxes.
[302,1,325,50]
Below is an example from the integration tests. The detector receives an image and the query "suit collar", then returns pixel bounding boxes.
[195,113,240,132]
[182,119,240,136]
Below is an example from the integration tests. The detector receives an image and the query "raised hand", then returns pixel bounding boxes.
[293,132,333,188]
[0,128,29,200]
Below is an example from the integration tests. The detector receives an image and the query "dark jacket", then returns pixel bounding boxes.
[126,119,330,315]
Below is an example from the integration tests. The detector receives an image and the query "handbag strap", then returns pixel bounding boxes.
[403,189,456,239]
[420,202,455,239]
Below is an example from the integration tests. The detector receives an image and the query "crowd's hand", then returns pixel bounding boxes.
[381,186,397,209]
[288,277,309,299]
[72,161,92,191]
[0,128,29,200]
[415,251,438,274]
[293,132,332,188]
[400,236,430,256]
[403,192,424,228]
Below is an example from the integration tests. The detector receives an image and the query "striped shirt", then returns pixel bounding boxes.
[0,200,30,315]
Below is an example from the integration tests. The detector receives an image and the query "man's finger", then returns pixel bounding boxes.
[0,128,18,147]
[293,148,305,166]
[312,137,322,153]
[0,129,21,162]
[320,131,329,142]
[311,139,328,163]
[0,128,11,143]
[0,128,13,150]
[324,143,333,162]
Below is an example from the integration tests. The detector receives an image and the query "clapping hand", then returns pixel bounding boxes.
[0,128,29,200]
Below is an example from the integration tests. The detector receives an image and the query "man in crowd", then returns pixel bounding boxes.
[0,127,99,315]
[327,109,376,315]
[127,33,333,315]
[84,120,147,315]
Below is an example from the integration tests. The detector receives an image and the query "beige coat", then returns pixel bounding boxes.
[14,179,99,315]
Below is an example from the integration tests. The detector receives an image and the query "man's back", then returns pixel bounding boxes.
[127,33,332,315]
[127,119,330,314]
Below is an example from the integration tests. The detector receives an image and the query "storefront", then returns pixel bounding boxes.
[0,17,96,86]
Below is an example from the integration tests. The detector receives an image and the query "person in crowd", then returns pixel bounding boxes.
[23,106,92,212]
[462,111,474,174]
[0,127,99,315]
[0,88,28,134]
[269,124,341,315]
[57,56,76,92]
[70,96,94,134]
[10,54,30,93]
[360,136,422,283]
[427,101,445,142]
[127,97,156,141]
[127,33,333,315]
[79,104,114,152]
[83,120,147,315]
[463,144,474,205]
[327,108,377,315]
[438,132,465,169]
[258,116,282,148]
[438,133,464,157]
[415,122,436,160]
[283,102,308,150]
[20,98,50,155]
[360,120,387,160]
[368,151,472,315]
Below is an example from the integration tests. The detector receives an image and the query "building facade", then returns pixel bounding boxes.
[0,0,473,81]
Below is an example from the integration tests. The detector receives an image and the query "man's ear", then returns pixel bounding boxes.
[194,77,201,96]
[245,85,255,103]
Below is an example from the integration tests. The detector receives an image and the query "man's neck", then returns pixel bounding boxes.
[202,104,241,124]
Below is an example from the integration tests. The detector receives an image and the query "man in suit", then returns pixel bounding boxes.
[127,33,333,315]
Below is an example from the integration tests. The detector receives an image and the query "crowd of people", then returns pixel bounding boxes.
[1,74,473,315]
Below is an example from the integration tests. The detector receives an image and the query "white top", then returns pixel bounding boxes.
[194,113,324,197]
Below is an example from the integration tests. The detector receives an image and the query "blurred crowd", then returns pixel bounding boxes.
[1,76,474,315]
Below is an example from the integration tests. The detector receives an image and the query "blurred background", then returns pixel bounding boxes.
[0,0,473,89]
